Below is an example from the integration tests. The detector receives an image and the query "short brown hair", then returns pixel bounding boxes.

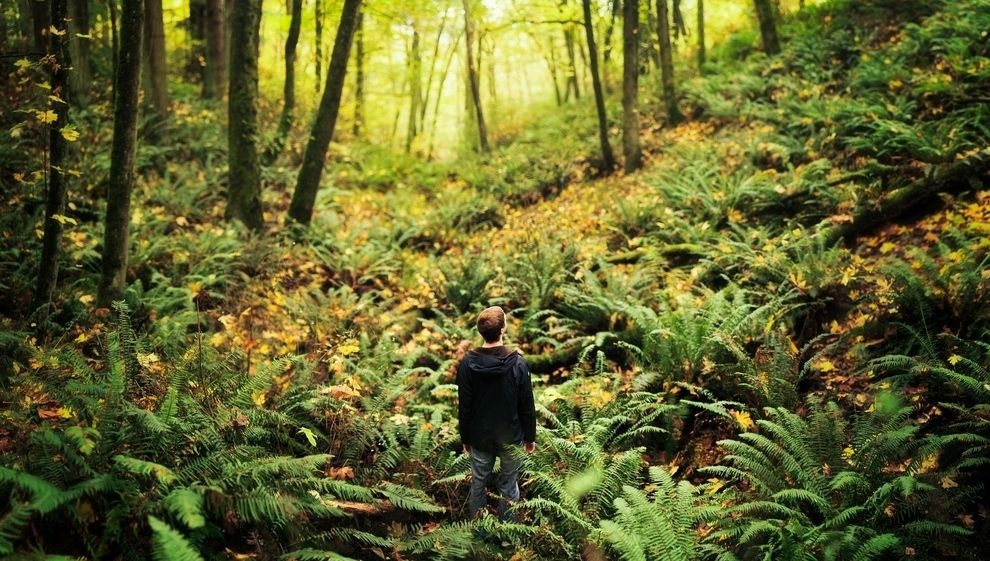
[476,306,506,343]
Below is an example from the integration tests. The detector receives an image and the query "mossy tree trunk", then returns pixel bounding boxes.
[33,0,71,318]
[288,0,362,226]
[97,0,143,308]
[622,0,642,173]
[583,0,616,172]
[754,0,781,55]
[226,0,264,231]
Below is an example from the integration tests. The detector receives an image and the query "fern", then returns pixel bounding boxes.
[147,516,204,561]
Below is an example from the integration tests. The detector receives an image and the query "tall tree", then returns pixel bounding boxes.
[622,0,642,173]
[226,0,264,230]
[144,0,169,134]
[697,0,706,68]
[97,0,143,307]
[561,0,580,101]
[754,0,781,55]
[656,0,682,124]
[202,0,226,98]
[29,0,50,54]
[315,0,324,91]
[263,0,302,165]
[288,0,362,226]
[33,0,71,317]
[67,0,91,105]
[353,9,365,137]
[187,0,206,80]
[405,20,422,153]
[582,0,616,172]
[462,0,489,153]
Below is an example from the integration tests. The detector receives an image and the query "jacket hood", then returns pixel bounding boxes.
[465,346,519,376]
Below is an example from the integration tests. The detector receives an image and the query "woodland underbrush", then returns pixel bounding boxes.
[2,0,990,559]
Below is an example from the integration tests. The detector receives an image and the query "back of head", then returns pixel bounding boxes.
[476,306,505,343]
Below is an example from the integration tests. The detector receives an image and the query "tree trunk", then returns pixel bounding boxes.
[187,0,206,79]
[108,0,118,86]
[754,0,781,56]
[97,0,143,307]
[622,0,642,173]
[143,0,169,137]
[225,0,264,231]
[656,0,682,124]
[288,0,362,227]
[405,22,422,153]
[33,0,71,317]
[426,28,461,159]
[562,2,580,102]
[824,155,990,246]
[202,0,226,98]
[67,0,91,105]
[697,0,706,68]
[353,10,364,137]
[29,0,50,54]
[462,0,489,154]
[263,0,302,166]
[315,0,324,91]
[582,0,616,172]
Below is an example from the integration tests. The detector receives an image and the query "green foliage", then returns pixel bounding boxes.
[704,399,969,560]
[593,466,719,561]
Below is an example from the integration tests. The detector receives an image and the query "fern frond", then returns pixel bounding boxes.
[148,516,204,561]
[376,483,444,513]
[277,549,360,561]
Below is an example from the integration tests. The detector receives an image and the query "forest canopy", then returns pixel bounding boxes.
[1,0,989,560]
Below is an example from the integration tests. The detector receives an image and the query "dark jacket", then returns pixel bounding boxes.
[456,346,536,453]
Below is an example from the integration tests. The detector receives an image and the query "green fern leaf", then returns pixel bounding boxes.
[148,515,204,561]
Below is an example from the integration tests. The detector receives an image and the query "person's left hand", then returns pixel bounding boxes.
[462,443,471,454]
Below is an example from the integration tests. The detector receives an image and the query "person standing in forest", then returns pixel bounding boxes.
[456,306,537,523]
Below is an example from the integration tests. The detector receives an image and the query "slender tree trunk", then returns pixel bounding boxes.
[602,0,616,89]
[582,0,616,172]
[697,0,706,68]
[562,3,580,101]
[16,0,33,44]
[754,0,781,55]
[353,10,364,137]
[187,0,205,79]
[143,0,169,136]
[672,0,686,41]
[108,0,118,85]
[33,0,71,317]
[420,11,448,127]
[67,0,91,105]
[30,0,50,54]
[315,0,324,91]
[226,0,264,230]
[263,0,302,166]
[427,28,462,159]
[656,0,682,124]
[462,0,489,153]
[405,22,422,153]
[202,0,226,98]
[288,0,362,226]
[622,0,642,173]
[98,0,143,307]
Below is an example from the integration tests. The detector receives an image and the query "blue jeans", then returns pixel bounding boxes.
[468,444,522,521]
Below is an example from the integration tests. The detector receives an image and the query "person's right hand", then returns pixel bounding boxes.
[523,441,536,454]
